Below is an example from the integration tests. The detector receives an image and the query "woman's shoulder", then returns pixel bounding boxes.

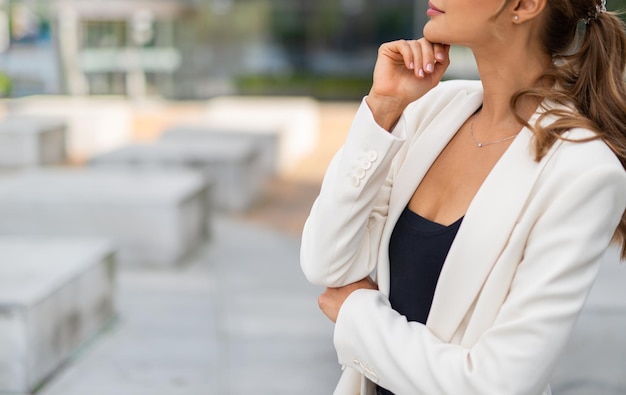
[527,101,623,175]
[545,127,625,180]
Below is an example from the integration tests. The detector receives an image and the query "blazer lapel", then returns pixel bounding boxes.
[427,111,558,341]
[378,89,483,296]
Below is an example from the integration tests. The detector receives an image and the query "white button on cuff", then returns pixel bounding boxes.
[350,150,378,187]
[351,175,360,187]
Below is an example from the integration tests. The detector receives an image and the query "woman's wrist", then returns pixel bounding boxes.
[365,92,408,131]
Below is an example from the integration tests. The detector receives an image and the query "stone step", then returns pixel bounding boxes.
[200,96,320,175]
[0,237,115,394]
[0,168,208,266]
[89,140,260,212]
[6,96,134,163]
[159,126,279,179]
[0,116,67,167]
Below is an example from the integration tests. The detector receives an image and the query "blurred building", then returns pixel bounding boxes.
[0,0,416,100]
[54,0,198,98]
[0,0,201,98]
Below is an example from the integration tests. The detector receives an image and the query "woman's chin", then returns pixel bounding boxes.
[423,29,455,47]
[423,24,441,43]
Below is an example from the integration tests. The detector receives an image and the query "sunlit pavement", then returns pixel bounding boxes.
[31,212,626,395]
[36,215,339,395]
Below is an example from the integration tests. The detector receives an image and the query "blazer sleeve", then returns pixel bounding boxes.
[333,163,626,394]
[300,98,406,287]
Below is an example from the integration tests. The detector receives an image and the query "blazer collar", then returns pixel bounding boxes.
[385,88,484,231]
[380,88,556,341]
[379,87,483,294]
[426,125,544,341]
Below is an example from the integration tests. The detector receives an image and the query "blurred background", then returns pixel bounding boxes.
[0,1,625,395]
[0,0,446,100]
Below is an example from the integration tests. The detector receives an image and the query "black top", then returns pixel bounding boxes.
[377,206,463,395]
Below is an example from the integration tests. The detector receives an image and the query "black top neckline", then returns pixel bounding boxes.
[401,206,464,235]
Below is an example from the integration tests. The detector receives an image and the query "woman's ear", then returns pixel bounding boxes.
[511,0,547,23]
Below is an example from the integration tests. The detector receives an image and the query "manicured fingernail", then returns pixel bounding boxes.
[418,68,424,77]
[409,62,415,70]
[436,52,444,61]
[426,63,434,73]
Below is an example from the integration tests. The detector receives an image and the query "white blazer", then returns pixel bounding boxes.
[300,80,626,395]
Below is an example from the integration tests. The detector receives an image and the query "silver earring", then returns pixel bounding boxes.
[514,15,519,22]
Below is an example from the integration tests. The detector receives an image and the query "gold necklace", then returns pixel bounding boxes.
[470,112,519,148]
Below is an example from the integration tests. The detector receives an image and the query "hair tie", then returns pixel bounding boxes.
[582,0,607,25]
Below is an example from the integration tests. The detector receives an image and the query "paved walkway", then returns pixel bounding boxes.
[31,210,626,395]
[37,215,339,395]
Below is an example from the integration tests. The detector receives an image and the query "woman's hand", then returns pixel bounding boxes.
[367,39,450,130]
[318,277,379,323]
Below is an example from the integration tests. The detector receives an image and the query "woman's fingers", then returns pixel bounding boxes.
[434,43,449,64]
[431,43,451,80]
[413,39,434,77]
[368,38,451,122]
[400,40,423,77]
[380,40,418,74]
[387,39,446,79]
[434,43,451,68]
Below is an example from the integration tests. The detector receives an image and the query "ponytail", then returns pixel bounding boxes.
[510,3,626,258]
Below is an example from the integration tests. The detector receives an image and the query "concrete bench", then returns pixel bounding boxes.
[0,237,115,394]
[160,126,279,180]
[200,96,319,176]
[0,168,208,266]
[6,96,133,163]
[0,116,67,167]
[90,140,260,212]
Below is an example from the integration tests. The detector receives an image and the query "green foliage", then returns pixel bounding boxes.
[0,71,12,97]
[608,0,626,11]
[235,73,372,101]
[608,0,626,21]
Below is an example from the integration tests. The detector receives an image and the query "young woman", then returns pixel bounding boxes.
[300,0,626,394]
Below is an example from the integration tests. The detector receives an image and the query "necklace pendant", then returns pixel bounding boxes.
[469,111,519,149]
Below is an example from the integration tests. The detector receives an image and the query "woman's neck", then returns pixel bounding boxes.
[471,44,552,131]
